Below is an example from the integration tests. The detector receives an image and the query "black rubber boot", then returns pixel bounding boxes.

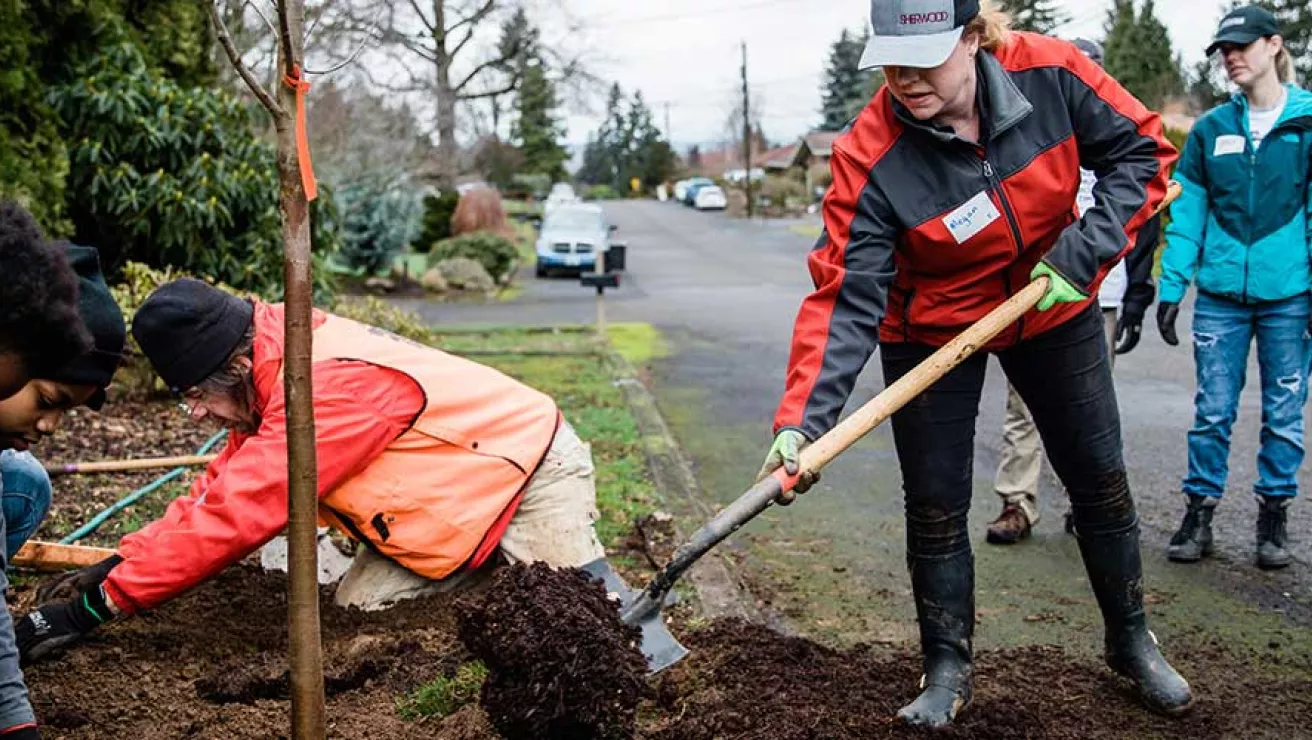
[1077,523,1193,716]
[1256,495,1292,570]
[1167,494,1215,563]
[896,550,974,728]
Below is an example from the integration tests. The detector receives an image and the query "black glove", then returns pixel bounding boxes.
[1157,302,1180,346]
[0,725,39,739]
[15,587,113,665]
[35,554,122,604]
[1114,313,1143,355]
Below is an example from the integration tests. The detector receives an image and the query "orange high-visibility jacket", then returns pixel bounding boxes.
[105,302,560,614]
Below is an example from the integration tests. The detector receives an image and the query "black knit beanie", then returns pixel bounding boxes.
[130,278,254,393]
[49,245,126,410]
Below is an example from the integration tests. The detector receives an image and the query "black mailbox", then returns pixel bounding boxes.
[604,244,627,272]
[581,272,621,291]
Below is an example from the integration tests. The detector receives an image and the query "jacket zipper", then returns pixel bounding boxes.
[982,157,1026,342]
[902,286,915,341]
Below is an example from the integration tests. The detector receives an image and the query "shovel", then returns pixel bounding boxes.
[615,182,1182,674]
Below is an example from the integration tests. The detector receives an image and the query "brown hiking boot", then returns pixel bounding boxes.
[986,504,1032,545]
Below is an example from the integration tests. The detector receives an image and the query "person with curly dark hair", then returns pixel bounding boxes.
[0,201,91,400]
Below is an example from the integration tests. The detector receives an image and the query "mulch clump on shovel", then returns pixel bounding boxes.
[456,562,647,740]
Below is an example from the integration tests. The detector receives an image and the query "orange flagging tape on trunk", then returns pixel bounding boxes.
[282,64,318,202]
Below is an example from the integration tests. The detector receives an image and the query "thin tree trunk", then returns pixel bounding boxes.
[273,3,326,737]
[433,0,457,188]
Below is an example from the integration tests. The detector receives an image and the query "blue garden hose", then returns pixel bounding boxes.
[59,430,229,544]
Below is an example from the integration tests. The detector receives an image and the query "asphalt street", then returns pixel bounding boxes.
[404,199,1312,653]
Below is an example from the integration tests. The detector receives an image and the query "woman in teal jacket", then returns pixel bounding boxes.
[1158,5,1312,570]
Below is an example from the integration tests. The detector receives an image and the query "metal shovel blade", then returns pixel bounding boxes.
[580,558,689,674]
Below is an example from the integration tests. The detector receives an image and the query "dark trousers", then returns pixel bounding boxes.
[881,304,1136,561]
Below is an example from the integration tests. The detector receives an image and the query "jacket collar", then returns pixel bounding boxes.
[1230,83,1312,128]
[891,50,1034,145]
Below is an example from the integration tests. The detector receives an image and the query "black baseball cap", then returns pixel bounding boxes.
[1207,5,1281,55]
[859,0,981,70]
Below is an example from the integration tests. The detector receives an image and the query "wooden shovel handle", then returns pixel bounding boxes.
[12,541,117,571]
[46,454,219,477]
[797,179,1182,478]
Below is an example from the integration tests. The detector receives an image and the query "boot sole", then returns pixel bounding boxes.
[1167,543,1213,563]
[1257,558,1291,570]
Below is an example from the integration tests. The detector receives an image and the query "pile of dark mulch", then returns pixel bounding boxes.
[456,562,647,740]
[643,618,1312,740]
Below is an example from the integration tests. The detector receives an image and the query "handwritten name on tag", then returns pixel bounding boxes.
[943,191,1002,245]
[1213,135,1246,157]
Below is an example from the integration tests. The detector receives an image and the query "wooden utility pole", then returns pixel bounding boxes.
[740,42,753,219]
[210,1,326,737]
[664,102,672,142]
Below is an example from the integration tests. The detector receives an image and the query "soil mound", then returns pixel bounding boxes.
[456,562,646,740]
[645,618,1312,740]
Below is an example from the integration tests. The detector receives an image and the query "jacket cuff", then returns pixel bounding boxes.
[0,723,38,740]
[1158,281,1187,304]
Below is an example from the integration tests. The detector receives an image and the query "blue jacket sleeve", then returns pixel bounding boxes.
[1161,126,1209,304]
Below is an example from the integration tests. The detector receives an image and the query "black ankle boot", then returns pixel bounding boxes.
[896,550,974,728]
[1077,522,1193,716]
[1167,494,1215,563]
[1256,495,1292,569]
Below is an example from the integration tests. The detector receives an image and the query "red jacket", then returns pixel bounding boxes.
[774,32,1176,440]
[105,303,559,614]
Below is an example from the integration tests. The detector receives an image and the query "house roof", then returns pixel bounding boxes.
[761,143,800,170]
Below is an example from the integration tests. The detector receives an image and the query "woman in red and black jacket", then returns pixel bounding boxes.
[757,0,1190,728]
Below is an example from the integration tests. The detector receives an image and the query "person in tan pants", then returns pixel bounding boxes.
[985,37,1162,546]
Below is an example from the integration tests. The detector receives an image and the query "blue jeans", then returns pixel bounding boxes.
[0,450,51,562]
[1183,292,1312,499]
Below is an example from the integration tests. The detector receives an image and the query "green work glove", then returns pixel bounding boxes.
[756,429,819,505]
[1030,262,1088,312]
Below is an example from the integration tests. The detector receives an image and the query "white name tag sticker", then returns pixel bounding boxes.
[943,191,1002,245]
[1214,135,1246,157]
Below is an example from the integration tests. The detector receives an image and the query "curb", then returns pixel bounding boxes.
[605,349,760,622]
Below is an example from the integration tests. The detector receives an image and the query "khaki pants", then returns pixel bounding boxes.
[994,308,1119,523]
[334,420,605,611]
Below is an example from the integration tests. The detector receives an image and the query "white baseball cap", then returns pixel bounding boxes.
[859,0,981,70]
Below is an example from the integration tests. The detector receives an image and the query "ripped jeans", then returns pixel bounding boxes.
[1184,292,1312,500]
[881,304,1135,561]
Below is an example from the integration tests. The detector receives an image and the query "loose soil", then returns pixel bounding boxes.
[36,398,212,547]
[19,565,1311,739]
[16,401,1312,739]
[456,563,646,740]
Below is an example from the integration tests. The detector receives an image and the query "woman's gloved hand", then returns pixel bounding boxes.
[1031,262,1088,311]
[15,587,114,665]
[757,429,819,505]
[1157,302,1181,346]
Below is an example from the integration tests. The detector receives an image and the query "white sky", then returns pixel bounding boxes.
[552,0,1230,153]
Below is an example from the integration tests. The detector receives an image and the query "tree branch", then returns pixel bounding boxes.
[460,81,516,101]
[406,0,436,33]
[210,1,282,115]
[454,52,517,94]
[447,0,497,35]
[245,0,278,38]
[305,31,373,75]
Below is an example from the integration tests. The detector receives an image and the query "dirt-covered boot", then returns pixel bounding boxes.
[1256,495,1292,570]
[896,550,974,728]
[1078,523,1193,716]
[1167,494,1215,563]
